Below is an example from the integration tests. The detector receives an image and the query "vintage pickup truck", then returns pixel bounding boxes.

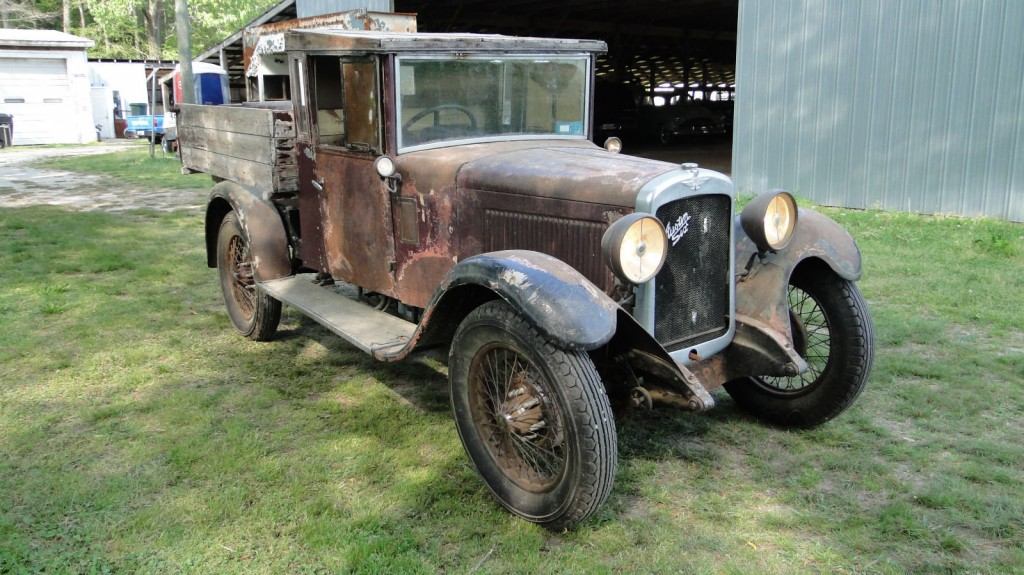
[178,29,873,530]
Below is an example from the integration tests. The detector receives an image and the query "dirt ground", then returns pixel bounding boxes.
[0,143,205,212]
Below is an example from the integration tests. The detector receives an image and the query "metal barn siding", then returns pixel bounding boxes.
[295,0,393,18]
[733,0,1024,222]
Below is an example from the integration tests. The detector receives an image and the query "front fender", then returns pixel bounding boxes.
[204,181,291,282]
[731,206,862,368]
[437,250,618,351]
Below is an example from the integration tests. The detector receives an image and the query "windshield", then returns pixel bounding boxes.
[396,55,589,150]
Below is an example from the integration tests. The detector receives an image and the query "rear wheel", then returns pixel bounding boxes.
[724,267,873,427]
[216,212,281,341]
[449,300,617,530]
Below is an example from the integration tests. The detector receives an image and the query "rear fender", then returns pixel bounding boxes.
[204,181,291,282]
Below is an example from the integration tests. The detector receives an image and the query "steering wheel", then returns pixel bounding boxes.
[402,104,478,132]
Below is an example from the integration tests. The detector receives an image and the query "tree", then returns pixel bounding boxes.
[141,0,162,58]
[0,0,51,28]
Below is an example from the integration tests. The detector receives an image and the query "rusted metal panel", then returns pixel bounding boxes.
[295,141,328,271]
[286,29,608,55]
[474,193,625,293]
[378,139,681,308]
[205,181,292,281]
[243,10,416,82]
[318,148,396,295]
[456,145,676,207]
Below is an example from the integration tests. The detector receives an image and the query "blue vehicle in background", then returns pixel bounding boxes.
[124,102,165,142]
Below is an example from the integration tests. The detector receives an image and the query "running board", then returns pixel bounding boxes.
[258,274,415,356]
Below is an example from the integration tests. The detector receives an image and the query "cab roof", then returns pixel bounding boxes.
[284,29,607,55]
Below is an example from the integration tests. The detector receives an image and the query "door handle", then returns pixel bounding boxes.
[311,178,324,192]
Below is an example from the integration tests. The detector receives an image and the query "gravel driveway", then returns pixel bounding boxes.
[0,143,207,212]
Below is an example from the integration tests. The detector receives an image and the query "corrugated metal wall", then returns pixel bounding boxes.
[296,0,393,18]
[733,0,1024,222]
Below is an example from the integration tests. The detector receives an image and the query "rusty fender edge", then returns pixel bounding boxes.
[376,250,716,411]
[691,207,863,390]
[433,250,617,352]
[375,250,617,359]
[204,181,291,282]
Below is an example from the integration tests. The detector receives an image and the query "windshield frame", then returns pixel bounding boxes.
[393,53,593,154]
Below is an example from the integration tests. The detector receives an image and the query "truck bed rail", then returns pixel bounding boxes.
[178,103,298,195]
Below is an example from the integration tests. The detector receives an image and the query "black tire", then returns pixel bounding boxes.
[724,267,874,428]
[449,300,617,530]
[216,212,281,341]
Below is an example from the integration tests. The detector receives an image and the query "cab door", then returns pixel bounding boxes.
[298,54,395,295]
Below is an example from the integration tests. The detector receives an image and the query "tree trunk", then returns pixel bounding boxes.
[77,0,85,28]
[143,0,164,59]
[62,0,71,33]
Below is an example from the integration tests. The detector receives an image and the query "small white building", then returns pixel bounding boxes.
[0,29,96,145]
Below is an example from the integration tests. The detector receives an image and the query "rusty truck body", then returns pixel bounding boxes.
[178,29,874,529]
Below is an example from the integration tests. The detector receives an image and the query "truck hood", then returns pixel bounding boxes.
[455,143,678,208]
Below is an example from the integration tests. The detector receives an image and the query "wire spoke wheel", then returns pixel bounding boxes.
[724,267,873,428]
[216,212,281,341]
[449,300,617,529]
[758,284,832,394]
[227,234,257,320]
[468,345,566,492]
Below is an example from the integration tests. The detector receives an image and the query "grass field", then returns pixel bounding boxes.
[1,201,1022,573]
[32,146,202,191]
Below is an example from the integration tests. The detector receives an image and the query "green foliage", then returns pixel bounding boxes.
[17,0,278,59]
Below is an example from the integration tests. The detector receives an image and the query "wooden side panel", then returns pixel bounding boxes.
[178,104,297,193]
[179,104,275,137]
[180,146,274,190]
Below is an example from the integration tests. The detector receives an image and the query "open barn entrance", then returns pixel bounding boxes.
[395,0,738,173]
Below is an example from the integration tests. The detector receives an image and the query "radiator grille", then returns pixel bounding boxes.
[654,194,731,350]
[484,209,612,291]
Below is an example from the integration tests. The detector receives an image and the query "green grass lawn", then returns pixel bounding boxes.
[32,146,204,191]
[0,204,1022,574]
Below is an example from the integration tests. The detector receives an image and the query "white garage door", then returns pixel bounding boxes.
[0,57,79,145]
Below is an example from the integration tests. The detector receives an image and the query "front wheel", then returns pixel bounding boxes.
[724,267,874,427]
[449,300,617,530]
[216,212,281,341]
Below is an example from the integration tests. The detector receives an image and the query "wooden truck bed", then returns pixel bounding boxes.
[178,103,297,194]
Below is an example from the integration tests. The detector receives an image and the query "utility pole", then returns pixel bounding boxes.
[175,0,194,105]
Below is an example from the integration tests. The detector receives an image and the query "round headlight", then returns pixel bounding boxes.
[374,155,396,178]
[604,137,622,154]
[740,190,798,252]
[602,213,668,284]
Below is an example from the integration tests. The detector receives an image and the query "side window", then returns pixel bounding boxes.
[310,55,345,147]
[307,55,380,153]
[290,55,310,143]
[342,59,380,152]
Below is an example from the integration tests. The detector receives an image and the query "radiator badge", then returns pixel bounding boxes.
[666,212,691,246]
